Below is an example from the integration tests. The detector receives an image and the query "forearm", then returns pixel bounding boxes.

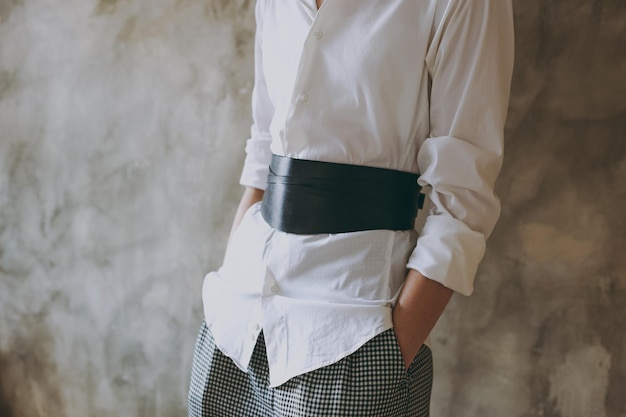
[392,268,453,368]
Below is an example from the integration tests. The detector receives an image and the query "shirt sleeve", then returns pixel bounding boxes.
[406,0,515,296]
[239,0,275,190]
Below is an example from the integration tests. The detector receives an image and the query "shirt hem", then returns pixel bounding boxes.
[267,323,392,388]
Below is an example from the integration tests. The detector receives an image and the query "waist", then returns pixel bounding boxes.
[261,154,423,234]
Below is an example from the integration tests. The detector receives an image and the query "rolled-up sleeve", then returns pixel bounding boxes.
[406,0,515,295]
[239,0,275,190]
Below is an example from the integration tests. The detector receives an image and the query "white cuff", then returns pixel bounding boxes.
[239,133,273,190]
[406,214,486,296]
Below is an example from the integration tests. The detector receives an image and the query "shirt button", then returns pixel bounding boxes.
[313,31,323,39]
[270,284,280,294]
[298,93,309,103]
[254,323,261,331]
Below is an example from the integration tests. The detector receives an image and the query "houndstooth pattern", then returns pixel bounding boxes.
[188,320,433,417]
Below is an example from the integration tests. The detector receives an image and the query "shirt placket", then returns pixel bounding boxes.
[255,0,333,383]
[258,233,288,381]
[282,1,329,154]
[244,226,276,357]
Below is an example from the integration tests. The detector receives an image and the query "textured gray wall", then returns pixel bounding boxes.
[0,1,624,417]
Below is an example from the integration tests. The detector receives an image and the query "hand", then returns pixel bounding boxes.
[392,269,454,369]
[392,305,425,369]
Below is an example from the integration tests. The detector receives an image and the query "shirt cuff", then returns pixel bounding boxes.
[406,214,486,296]
[239,133,273,190]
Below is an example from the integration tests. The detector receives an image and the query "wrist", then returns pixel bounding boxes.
[392,269,453,367]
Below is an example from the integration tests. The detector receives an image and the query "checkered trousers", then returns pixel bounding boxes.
[188,320,433,416]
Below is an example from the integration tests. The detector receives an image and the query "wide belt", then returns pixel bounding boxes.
[261,154,423,234]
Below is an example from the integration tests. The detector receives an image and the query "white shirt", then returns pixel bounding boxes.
[202,0,514,387]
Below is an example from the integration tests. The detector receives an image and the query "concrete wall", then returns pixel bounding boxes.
[0,1,624,416]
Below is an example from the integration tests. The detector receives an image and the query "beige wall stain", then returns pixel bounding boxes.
[0,0,22,23]
[115,15,136,43]
[549,345,611,417]
[519,222,597,263]
[114,6,183,44]
[0,318,66,417]
[0,69,17,100]
[204,0,251,20]
[95,0,119,15]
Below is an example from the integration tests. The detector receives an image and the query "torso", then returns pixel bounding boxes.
[316,0,324,10]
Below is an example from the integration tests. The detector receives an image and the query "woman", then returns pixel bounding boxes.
[188,0,514,415]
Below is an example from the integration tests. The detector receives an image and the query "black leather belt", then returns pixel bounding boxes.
[261,154,423,234]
